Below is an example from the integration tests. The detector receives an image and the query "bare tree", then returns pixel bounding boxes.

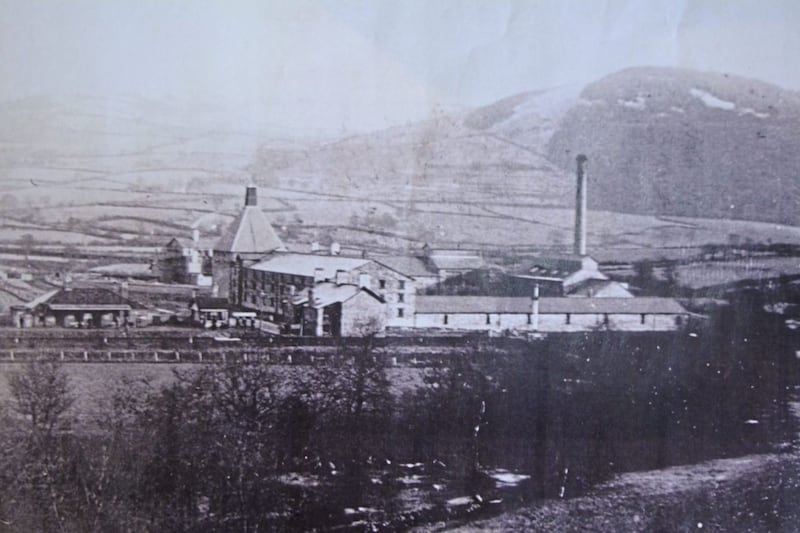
[6,359,75,532]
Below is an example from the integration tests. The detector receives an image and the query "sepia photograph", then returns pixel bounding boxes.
[1,0,799,530]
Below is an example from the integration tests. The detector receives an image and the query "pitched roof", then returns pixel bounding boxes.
[38,287,142,310]
[214,206,285,254]
[168,236,216,250]
[566,279,632,297]
[249,253,370,279]
[291,283,379,308]
[539,297,686,315]
[416,296,532,314]
[373,255,437,278]
[428,253,485,272]
[194,296,230,310]
[517,254,600,280]
[89,263,156,278]
[415,295,686,315]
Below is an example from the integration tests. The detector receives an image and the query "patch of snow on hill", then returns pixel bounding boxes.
[618,96,646,110]
[689,88,736,110]
[740,107,770,119]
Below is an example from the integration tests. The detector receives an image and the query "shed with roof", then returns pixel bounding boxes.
[412,295,687,333]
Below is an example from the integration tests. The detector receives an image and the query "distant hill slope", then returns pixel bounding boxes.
[544,67,800,224]
[255,67,800,227]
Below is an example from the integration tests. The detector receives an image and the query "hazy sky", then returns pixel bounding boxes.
[1,0,798,136]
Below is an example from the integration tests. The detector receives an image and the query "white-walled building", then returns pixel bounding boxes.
[412,295,687,333]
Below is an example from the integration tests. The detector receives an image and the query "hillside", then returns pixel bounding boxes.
[546,67,800,224]
[2,68,800,260]
[253,67,800,229]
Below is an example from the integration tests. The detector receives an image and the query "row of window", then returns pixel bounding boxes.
[378,279,406,290]
[435,313,675,326]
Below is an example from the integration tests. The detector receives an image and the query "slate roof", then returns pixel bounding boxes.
[291,283,368,308]
[539,297,686,315]
[428,253,485,272]
[168,236,217,250]
[415,296,686,315]
[566,279,632,297]
[518,254,600,280]
[37,288,142,310]
[195,297,230,310]
[373,256,437,278]
[214,207,285,254]
[89,263,156,278]
[249,253,370,279]
[416,296,532,314]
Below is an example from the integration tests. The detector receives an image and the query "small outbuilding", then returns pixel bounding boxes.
[291,283,386,337]
[12,287,142,328]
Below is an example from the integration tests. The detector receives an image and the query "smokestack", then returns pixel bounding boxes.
[244,186,257,207]
[574,154,588,256]
[531,283,540,331]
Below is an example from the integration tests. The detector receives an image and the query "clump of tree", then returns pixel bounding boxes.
[0,299,792,530]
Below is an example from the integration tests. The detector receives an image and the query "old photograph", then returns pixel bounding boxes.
[1,0,799,530]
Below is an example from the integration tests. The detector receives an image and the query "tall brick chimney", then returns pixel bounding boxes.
[574,154,588,256]
[244,186,257,207]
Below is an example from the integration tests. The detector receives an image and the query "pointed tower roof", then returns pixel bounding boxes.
[214,186,286,254]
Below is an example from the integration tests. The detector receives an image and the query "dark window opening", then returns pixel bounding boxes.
[443,314,449,325]
[397,308,404,318]
[566,314,571,325]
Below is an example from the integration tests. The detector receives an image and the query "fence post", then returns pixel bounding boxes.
[9,351,14,361]
[175,351,180,362]
[222,352,226,363]
[107,351,112,361]
[84,351,88,361]
[287,354,292,364]
[154,351,159,362]
[60,351,65,361]
[198,352,203,363]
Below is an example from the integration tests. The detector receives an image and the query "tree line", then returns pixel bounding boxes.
[0,301,793,531]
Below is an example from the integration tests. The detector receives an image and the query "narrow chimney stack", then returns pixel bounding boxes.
[574,154,588,256]
[244,186,258,207]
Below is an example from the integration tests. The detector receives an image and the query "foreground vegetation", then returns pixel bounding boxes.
[0,290,796,531]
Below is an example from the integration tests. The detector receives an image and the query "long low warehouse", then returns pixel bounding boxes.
[412,296,688,333]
